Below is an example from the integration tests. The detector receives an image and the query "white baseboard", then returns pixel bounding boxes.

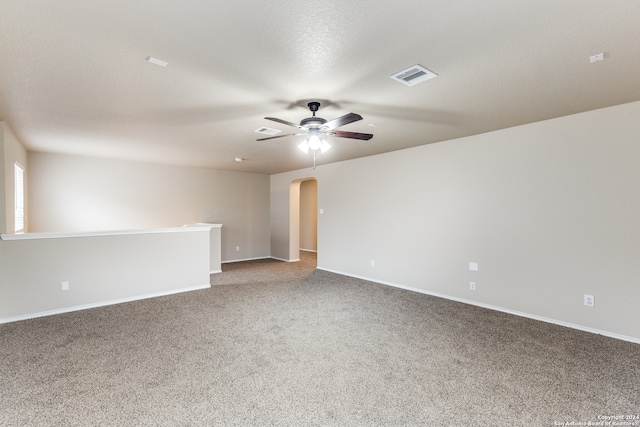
[222,256,299,263]
[0,284,211,325]
[270,257,299,262]
[299,249,317,253]
[222,256,272,264]
[210,269,222,274]
[317,267,640,345]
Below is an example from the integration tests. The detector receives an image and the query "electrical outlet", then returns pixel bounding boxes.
[584,294,595,307]
[589,52,604,63]
[470,281,476,291]
[61,281,69,291]
[236,246,240,252]
[370,260,375,267]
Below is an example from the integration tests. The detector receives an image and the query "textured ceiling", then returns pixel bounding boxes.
[1,0,640,174]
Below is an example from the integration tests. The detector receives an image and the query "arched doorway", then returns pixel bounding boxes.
[289,178,317,265]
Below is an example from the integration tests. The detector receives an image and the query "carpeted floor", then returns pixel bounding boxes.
[1,252,639,426]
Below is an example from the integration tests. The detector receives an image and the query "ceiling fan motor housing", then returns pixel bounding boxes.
[300,117,327,128]
[301,101,326,127]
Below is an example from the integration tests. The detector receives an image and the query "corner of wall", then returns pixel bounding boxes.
[0,122,29,234]
[0,122,7,234]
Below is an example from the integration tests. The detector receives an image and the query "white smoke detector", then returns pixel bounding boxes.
[146,56,168,67]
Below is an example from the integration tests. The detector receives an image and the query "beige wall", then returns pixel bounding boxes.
[270,177,291,260]
[299,179,317,251]
[0,124,5,233]
[1,123,28,234]
[28,152,270,262]
[270,101,640,342]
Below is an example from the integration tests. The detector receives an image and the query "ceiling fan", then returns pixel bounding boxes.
[256,101,374,149]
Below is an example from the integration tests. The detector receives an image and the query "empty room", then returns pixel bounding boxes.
[1,1,639,426]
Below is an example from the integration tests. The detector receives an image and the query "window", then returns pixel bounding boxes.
[15,162,24,233]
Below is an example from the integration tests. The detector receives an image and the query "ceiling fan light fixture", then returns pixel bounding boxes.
[299,127,331,154]
[320,139,331,153]
[258,101,370,166]
[298,141,310,153]
[307,131,322,151]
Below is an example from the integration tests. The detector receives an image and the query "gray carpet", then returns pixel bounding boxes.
[1,252,639,426]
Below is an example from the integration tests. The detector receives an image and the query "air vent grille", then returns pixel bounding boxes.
[390,65,437,86]
[254,127,281,136]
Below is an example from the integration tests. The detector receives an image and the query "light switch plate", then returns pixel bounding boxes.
[469,262,479,272]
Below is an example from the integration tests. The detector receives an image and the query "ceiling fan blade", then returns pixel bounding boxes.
[323,112,363,130]
[256,133,304,141]
[329,130,374,140]
[264,117,304,129]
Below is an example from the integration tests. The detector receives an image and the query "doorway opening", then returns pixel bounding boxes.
[290,178,317,266]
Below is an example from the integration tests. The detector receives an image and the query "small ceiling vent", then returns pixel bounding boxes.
[254,127,281,136]
[390,64,437,86]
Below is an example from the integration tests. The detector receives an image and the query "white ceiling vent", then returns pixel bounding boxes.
[254,127,281,136]
[390,65,437,86]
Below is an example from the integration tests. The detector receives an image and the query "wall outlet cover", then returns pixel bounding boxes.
[584,294,595,307]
